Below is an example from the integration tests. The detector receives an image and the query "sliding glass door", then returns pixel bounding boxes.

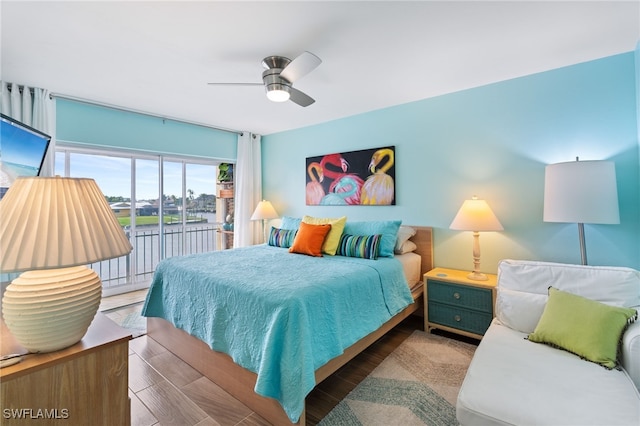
[55,147,221,295]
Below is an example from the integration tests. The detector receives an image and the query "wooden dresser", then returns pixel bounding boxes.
[1,313,131,425]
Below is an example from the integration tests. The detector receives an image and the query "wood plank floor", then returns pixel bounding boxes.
[127,314,425,426]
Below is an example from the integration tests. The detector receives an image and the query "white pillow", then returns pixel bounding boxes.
[395,226,416,251]
[496,259,640,333]
[496,287,548,333]
[498,259,640,307]
[395,240,417,255]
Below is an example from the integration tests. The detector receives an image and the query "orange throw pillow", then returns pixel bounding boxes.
[289,222,332,257]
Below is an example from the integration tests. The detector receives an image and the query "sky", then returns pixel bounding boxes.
[55,152,217,201]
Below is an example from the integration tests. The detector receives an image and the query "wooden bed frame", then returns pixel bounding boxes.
[147,226,433,425]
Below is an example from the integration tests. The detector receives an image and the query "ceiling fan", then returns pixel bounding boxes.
[208,51,322,107]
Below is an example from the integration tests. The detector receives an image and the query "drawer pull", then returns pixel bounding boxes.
[454,315,461,322]
[453,292,461,300]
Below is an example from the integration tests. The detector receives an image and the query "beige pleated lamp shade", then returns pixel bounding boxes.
[250,200,280,221]
[450,197,504,232]
[0,176,133,273]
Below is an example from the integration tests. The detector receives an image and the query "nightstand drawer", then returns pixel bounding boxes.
[427,280,493,313]
[427,303,493,336]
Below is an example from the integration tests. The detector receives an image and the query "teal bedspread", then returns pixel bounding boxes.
[142,244,413,423]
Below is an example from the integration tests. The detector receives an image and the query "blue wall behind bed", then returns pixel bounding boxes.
[261,52,640,271]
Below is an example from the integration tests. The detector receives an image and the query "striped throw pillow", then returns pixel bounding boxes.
[268,227,297,248]
[336,233,381,260]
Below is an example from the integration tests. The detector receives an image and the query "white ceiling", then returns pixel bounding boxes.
[2,1,639,135]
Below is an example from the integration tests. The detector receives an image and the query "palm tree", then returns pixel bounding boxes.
[187,189,195,215]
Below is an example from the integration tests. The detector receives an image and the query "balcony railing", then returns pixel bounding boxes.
[91,222,220,289]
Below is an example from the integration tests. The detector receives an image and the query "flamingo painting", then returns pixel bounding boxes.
[305,162,325,205]
[361,148,395,205]
[320,176,359,205]
[319,153,363,205]
[306,146,395,206]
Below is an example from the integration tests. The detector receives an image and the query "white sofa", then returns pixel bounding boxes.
[457,259,640,426]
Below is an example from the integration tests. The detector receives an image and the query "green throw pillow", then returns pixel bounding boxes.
[527,287,637,369]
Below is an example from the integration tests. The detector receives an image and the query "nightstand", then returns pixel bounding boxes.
[424,267,497,340]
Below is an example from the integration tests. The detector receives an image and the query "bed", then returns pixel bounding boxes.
[143,224,433,425]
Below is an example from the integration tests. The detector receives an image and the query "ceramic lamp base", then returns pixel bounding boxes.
[1,266,102,353]
[467,271,489,281]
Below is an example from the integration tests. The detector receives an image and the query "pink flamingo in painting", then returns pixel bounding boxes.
[306,162,325,205]
[319,153,363,205]
[320,176,359,205]
[361,148,395,205]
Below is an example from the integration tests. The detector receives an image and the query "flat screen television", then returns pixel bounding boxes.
[0,113,52,200]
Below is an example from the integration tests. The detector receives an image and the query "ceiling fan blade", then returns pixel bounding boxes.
[207,82,263,86]
[289,87,315,107]
[280,51,321,83]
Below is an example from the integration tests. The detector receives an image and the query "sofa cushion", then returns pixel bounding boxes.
[527,287,637,369]
[457,320,640,426]
[623,321,640,390]
[496,259,640,333]
[495,287,547,333]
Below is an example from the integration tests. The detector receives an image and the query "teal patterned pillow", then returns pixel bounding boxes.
[268,227,297,248]
[343,220,401,257]
[336,233,382,260]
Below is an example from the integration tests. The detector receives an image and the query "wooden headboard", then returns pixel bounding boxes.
[407,226,434,277]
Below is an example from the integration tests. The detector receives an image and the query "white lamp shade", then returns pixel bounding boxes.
[450,197,504,232]
[0,176,133,272]
[543,160,620,224]
[250,200,279,221]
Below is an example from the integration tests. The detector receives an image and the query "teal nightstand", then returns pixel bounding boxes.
[424,268,497,340]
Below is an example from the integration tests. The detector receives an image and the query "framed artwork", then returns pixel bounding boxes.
[305,146,396,205]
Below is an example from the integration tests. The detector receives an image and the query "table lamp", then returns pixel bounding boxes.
[450,196,504,281]
[0,177,133,353]
[543,158,619,265]
[250,200,279,243]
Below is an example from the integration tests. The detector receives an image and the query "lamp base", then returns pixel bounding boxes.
[467,271,489,281]
[1,266,102,353]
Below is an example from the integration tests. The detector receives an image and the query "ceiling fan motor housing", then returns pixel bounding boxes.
[261,56,291,71]
[262,56,292,101]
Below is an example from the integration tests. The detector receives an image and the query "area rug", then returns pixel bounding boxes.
[104,302,146,338]
[318,331,477,426]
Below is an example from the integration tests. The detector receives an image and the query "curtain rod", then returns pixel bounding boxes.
[49,92,242,135]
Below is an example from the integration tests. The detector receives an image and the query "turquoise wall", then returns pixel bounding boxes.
[262,52,640,271]
[637,42,640,202]
[56,99,237,161]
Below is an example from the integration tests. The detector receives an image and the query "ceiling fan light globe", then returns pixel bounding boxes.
[266,84,290,102]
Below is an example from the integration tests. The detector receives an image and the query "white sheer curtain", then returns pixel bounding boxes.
[0,81,55,176]
[233,132,263,248]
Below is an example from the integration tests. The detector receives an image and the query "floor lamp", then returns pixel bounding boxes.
[250,200,279,243]
[543,158,619,265]
[450,196,504,281]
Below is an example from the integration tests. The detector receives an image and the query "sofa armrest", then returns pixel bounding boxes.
[622,318,640,391]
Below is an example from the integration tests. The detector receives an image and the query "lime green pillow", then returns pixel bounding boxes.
[302,215,346,255]
[528,287,637,369]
